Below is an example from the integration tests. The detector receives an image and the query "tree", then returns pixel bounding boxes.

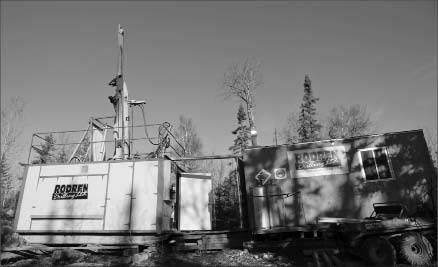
[325,104,373,139]
[297,75,322,142]
[173,116,203,171]
[229,104,250,155]
[222,57,261,146]
[56,148,68,163]
[55,133,73,163]
[196,158,241,229]
[32,134,57,164]
[281,112,300,144]
[424,127,437,169]
[173,115,203,157]
[1,97,25,172]
[0,159,9,184]
[1,158,12,208]
[213,167,241,229]
[1,97,25,208]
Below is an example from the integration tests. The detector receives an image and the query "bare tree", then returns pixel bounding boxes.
[281,112,300,144]
[1,97,25,165]
[1,97,25,207]
[173,115,203,157]
[424,127,437,168]
[222,57,261,146]
[325,104,373,139]
[173,116,203,171]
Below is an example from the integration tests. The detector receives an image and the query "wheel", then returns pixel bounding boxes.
[360,237,396,266]
[424,233,437,260]
[400,233,433,265]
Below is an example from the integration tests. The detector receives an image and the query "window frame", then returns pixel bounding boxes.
[358,147,395,182]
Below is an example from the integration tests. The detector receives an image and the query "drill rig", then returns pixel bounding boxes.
[108,25,146,160]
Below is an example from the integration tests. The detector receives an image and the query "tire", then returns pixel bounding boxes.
[400,233,433,265]
[424,233,437,260]
[360,237,396,266]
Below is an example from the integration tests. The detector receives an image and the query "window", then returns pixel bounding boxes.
[359,147,392,181]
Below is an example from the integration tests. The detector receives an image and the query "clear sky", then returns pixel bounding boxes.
[1,1,437,160]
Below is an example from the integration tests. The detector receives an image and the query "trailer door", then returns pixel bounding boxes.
[104,162,133,230]
[178,173,212,231]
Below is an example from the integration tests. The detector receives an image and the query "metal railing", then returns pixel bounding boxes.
[27,120,185,164]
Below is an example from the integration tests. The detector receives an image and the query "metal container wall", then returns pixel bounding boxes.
[266,185,285,228]
[15,160,166,233]
[244,130,437,228]
[251,187,270,230]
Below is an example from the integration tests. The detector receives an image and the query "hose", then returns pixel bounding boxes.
[138,105,159,146]
[138,104,175,157]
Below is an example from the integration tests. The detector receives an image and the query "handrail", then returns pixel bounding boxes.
[30,137,161,148]
[28,121,185,164]
[33,123,162,135]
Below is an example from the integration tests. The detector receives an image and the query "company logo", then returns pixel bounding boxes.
[274,168,287,179]
[287,146,348,178]
[52,184,88,200]
[294,150,341,170]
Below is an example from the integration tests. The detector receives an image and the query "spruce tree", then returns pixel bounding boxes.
[298,75,321,142]
[229,104,250,155]
[32,133,57,164]
[56,148,68,163]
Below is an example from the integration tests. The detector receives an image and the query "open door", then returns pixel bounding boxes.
[178,173,212,230]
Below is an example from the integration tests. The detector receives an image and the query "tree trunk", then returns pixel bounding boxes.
[246,101,258,146]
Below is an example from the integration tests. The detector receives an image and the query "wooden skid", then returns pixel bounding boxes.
[253,227,326,238]
[19,234,160,246]
[2,245,143,259]
[169,231,250,252]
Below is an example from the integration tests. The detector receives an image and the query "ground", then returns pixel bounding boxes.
[2,248,437,267]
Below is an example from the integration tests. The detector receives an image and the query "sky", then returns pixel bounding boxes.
[1,1,437,162]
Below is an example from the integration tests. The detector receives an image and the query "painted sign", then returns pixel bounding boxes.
[287,146,348,178]
[52,184,88,200]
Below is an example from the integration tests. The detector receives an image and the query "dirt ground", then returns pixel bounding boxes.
[2,248,436,267]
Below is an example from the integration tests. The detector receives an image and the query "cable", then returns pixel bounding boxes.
[124,140,131,158]
[137,104,176,157]
[138,105,159,146]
